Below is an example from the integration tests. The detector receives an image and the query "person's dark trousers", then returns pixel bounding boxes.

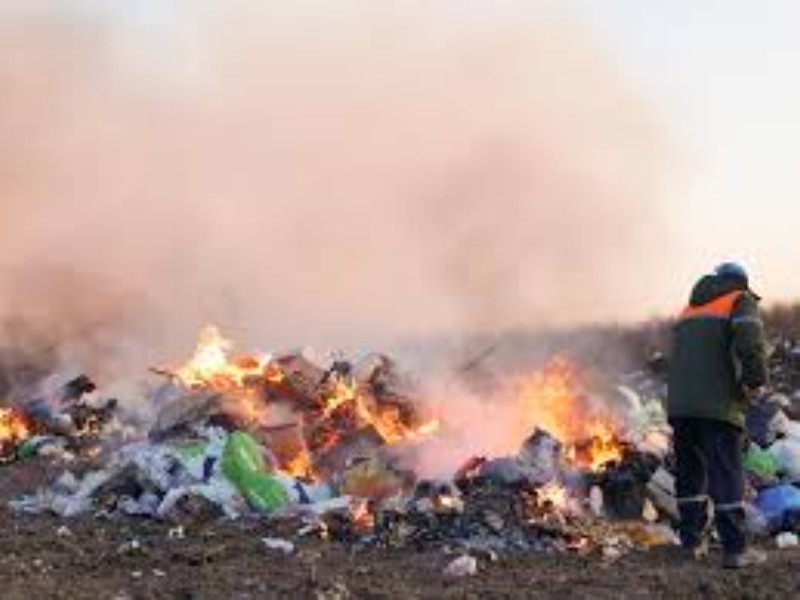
[670,417,747,555]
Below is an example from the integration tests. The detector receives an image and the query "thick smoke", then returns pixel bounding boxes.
[0,2,674,385]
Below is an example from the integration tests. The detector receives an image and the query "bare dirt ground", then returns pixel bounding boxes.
[0,460,798,600]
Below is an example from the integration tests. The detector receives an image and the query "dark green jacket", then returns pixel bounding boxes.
[667,274,769,428]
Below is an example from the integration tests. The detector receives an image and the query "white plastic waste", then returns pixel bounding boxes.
[173,426,229,482]
[52,471,80,494]
[601,545,624,562]
[42,469,117,517]
[619,386,671,456]
[646,467,678,521]
[262,537,295,555]
[776,532,799,549]
[443,555,478,579]
[156,476,244,519]
[295,496,353,517]
[273,473,333,505]
[589,486,604,517]
[744,504,769,536]
[772,412,800,441]
[518,429,562,485]
[55,525,73,538]
[112,443,182,492]
[119,492,161,517]
[768,438,800,480]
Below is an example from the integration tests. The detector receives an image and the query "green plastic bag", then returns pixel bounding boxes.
[15,436,52,460]
[743,444,779,479]
[222,431,288,514]
[222,431,266,485]
[237,470,290,514]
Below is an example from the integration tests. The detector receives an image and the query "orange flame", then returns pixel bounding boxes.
[317,370,439,446]
[174,326,439,480]
[350,499,375,533]
[580,420,624,471]
[517,357,624,471]
[0,407,30,453]
[321,378,358,419]
[175,325,283,389]
[283,446,315,480]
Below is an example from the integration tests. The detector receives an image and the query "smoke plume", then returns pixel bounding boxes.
[0,2,674,384]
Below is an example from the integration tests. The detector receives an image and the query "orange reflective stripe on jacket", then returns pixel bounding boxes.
[679,290,743,321]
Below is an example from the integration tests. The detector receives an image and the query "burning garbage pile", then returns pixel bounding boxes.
[6,324,800,558]
[149,325,442,479]
[0,374,119,464]
[6,326,445,519]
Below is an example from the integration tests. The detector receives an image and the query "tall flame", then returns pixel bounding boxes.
[175,325,282,389]
[517,357,623,470]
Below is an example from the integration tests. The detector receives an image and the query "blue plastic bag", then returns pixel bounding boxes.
[754,484,800,529]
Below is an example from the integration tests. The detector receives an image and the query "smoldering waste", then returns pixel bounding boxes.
[3,325,800,562]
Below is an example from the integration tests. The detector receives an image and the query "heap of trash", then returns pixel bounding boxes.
[2,325,800,558]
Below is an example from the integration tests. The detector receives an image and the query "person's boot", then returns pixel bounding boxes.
[722,547,767,569]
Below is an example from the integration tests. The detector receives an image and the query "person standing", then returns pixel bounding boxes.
[667,263,769,568]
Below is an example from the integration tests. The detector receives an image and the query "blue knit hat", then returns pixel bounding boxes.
[714,262,760,299]
[714,262,748,282]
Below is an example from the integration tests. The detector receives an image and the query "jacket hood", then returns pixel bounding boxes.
[689,274,754,307]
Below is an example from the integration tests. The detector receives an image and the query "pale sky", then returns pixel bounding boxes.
[557,1,800,304]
